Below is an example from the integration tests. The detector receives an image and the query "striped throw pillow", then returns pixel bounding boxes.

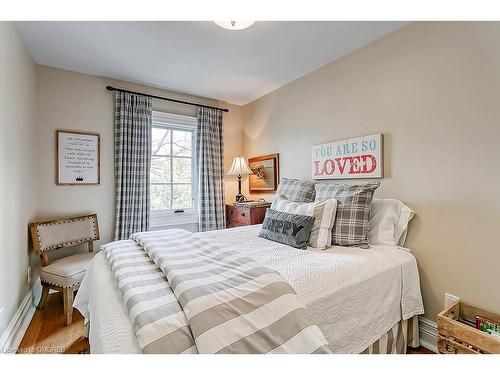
[315,181,380,248]
[273,195,338,249]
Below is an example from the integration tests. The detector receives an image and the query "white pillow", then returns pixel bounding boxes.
[369,198,415,246]
[273,195,337,249]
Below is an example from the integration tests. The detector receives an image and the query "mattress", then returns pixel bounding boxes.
[74,225,424,354]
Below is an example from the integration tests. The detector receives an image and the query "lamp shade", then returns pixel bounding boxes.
[227,156,253,176]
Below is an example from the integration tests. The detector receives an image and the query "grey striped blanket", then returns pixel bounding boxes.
[102,229,331,354]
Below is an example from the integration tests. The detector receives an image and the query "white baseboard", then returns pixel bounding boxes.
[0,278,41,354]
[419,316,438,353]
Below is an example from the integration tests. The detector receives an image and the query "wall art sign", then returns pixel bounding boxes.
[57,130,100,185]
[312,133,383,179]
[248,153,279,193]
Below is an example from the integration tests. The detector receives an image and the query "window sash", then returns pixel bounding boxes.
[150,112,197,218]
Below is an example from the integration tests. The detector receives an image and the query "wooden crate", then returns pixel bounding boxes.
[437,301,500,354]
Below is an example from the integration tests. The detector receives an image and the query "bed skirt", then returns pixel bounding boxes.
[84,316,420,354]
[83,316,419,354]
[83,317,419,354]
[360,316,419,354]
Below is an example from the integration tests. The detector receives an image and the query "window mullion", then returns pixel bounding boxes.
[192,130,196,208]
[170,130,173,209]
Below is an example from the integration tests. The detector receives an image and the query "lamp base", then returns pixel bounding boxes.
[235,192,246,203]
[235,174,247,202]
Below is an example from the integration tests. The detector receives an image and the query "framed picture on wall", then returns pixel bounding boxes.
[248,153,279,193]
[312,133,383,179]
[56,130,100,185]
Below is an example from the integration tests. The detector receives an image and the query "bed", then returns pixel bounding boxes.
[74,224,424,354]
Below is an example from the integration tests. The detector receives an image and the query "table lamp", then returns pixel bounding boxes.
[227,156,253,202]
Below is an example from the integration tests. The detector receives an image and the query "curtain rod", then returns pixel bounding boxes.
[105,86,229,112]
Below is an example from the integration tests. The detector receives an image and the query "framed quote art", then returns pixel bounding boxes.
[248,153,279,193]
[56,130,100,185]
[312,133,383,180]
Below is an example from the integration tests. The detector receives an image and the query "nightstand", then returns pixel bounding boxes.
[225,204,269,228]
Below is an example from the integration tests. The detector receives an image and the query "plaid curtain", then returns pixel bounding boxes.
[197,107,225,231]
[114,92,152,240]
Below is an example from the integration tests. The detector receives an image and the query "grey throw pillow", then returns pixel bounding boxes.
[271,178,316,209]
[259,209,315,249]
[315,181,380,248]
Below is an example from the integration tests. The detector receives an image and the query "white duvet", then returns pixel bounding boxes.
[74,225,424,354]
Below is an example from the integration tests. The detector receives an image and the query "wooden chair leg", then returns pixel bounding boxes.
[37,285,50,310]
[63,287,74,326]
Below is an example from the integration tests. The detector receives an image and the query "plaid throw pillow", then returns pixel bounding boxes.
[315,181,380,247]
[271,178,316,209]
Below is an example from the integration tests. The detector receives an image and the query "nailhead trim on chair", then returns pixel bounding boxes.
[36,216,98,252]
[41,279,81,288]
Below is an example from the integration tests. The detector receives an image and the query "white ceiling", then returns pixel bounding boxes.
[15,21,407,105]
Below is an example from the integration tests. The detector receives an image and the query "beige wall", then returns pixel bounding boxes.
[36,66,242,247]
[0,23,38,337]
[221,103,244,203]
[242,22,500,321]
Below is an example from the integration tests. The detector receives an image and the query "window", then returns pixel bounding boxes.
[150,112,197,225]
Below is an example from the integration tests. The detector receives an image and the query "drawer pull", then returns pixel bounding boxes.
[240,213,246,217]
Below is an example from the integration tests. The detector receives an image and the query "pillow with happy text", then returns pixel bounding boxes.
[259,209,315,250]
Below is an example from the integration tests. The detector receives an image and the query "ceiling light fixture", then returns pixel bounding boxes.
[214,21,255,31]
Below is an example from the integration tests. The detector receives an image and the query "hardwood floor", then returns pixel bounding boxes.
[17,292,89,354]
[408,346,434,354]
[17,293,434,354]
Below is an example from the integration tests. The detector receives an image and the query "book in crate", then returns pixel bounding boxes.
[437,301,500,354]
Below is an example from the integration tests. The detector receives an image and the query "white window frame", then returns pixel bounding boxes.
[150,111,198,227]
